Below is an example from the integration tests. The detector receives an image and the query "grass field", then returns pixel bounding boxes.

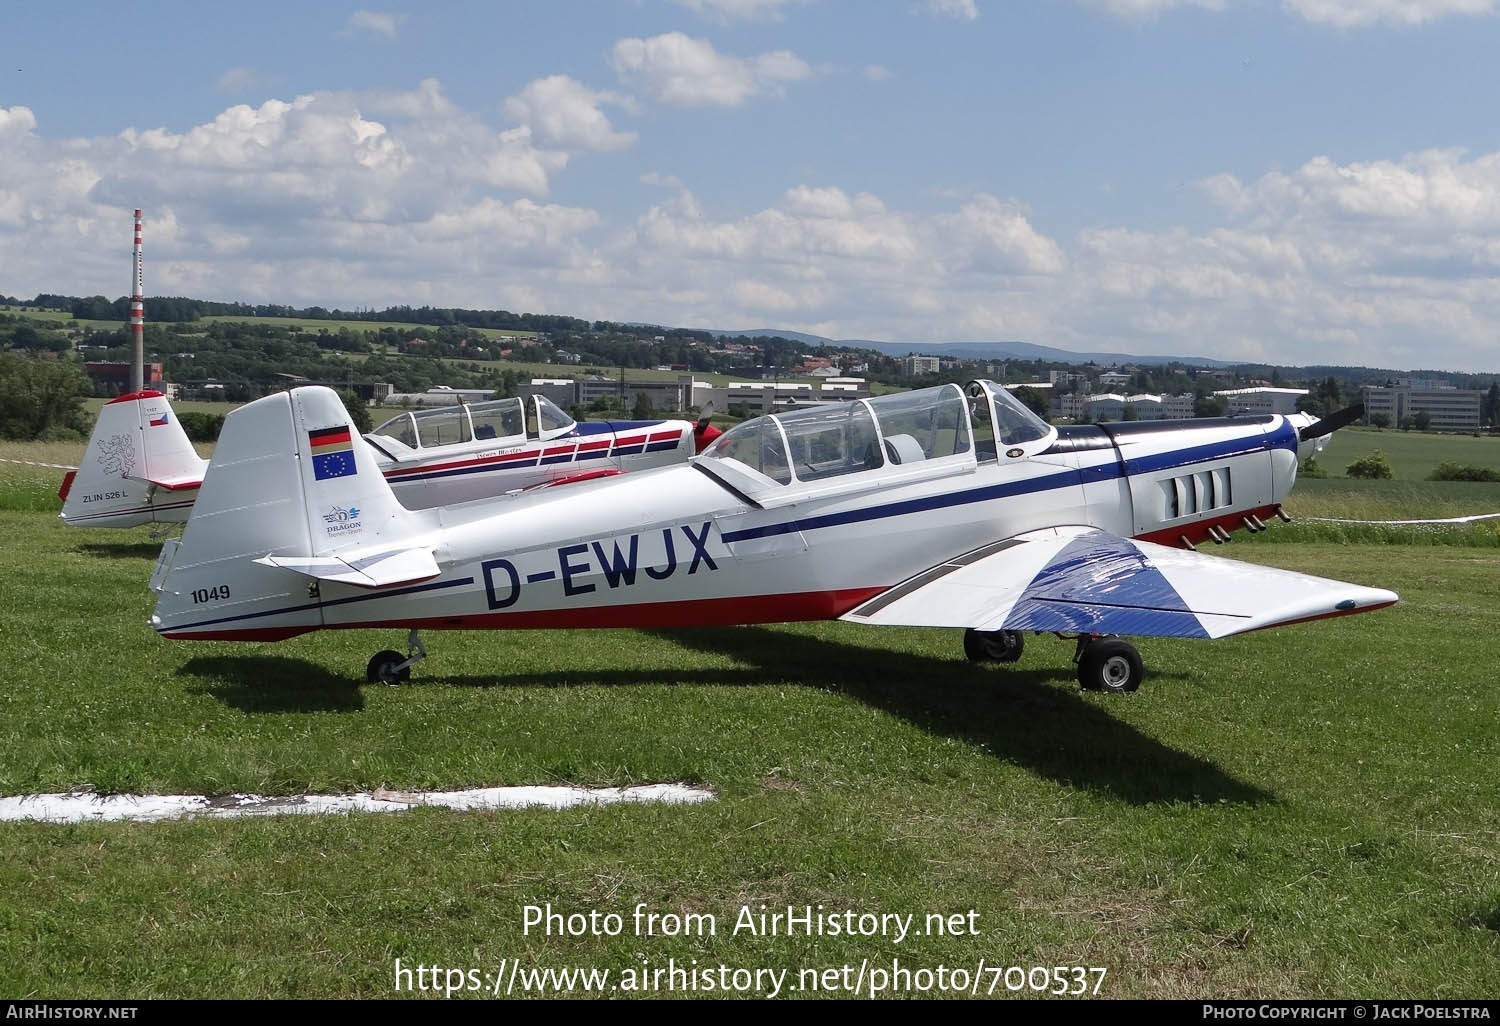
[1316,426,1500,480]
[0,436,1496,1000]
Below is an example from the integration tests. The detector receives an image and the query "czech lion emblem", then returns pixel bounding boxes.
[97,433,136,478]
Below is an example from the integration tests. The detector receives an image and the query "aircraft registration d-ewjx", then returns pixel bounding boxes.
[148,382,1396,692]
[60,390,703,528]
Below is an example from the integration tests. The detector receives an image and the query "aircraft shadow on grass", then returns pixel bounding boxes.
[393,625,1268,807]
[647,626,1271,807]
[75,541,165,561]
[1467,904,1500,935]
[178,656,365,714]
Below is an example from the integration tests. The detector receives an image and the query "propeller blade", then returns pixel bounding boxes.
[1299,403,1364,442]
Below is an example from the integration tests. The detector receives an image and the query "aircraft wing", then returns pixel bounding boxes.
[255,547,440,589]
[840,525,1396,640]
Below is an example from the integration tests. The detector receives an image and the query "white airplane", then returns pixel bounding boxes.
[147,382,1395,693]
[60,390,702,528]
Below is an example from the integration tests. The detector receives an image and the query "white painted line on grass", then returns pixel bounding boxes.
[0,784,716,824]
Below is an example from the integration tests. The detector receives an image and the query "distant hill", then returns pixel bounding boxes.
[707,329,1238,368]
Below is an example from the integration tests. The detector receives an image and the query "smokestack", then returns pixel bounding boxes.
[130,208,144,393]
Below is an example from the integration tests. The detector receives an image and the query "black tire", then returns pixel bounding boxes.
[1077,639,1143,693]
[366,649,411,684]
[963,628,1025,664]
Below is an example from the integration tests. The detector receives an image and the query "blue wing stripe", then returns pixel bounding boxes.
[1001,533,1211,639]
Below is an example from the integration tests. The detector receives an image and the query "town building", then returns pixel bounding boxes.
[1361,383,1482,432]
[1212,386,1308,415]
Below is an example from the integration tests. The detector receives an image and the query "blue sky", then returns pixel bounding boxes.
[4,0,1500,372]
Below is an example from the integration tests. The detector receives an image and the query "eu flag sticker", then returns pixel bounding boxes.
[308,425,358,480]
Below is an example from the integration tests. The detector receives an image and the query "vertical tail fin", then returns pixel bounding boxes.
[61,391,206,528]
[151,387,438,639]
[285,386,434,558]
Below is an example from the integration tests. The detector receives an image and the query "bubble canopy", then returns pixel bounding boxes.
[699,380,1053,489]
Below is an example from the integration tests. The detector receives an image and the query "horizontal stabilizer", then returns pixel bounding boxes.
[129,472,203,491]
[842,526,1397,640]
[256,547,440,589]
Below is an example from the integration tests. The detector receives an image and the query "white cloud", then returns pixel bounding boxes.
[346,11,403,38]
[864,64,892,82]
[0,87,591,308]
[503,76,637,152]
[7,86,1500,370]
[1088,0,1228,18]
[641,171,685,189]
[596,183,1069,338]
[1087,0,1494,23]
[1281,0,1495,27]
[217,67,276,94]
[670,0,810,20]
[609,32,812,106]
[927,0,980,18]
[1042,148,1500,367]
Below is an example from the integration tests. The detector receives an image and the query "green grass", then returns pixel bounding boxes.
[1,456,1498,999]
[79,397,241,418]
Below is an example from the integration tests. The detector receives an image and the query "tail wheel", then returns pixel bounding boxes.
[1077,639,1143,693]
[963,628,1025,664]
[366,649,410,684]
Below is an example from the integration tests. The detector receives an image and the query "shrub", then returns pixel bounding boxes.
[1429,462,1500,483]
[177,411,225,443]
[1346,450,1393,480]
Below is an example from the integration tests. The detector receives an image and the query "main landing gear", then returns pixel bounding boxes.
[962,628,1145,693]
[1072,635,1143,694]
[963,628,1025,664]
[366,630,428,684]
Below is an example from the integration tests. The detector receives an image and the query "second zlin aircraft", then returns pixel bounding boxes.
[148,381,1396,692]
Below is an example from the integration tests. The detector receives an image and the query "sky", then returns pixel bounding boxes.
[3,0,1500,373]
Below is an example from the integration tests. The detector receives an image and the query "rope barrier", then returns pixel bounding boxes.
[0,458,77,470]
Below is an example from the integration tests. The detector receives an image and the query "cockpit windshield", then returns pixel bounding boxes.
[972,377,1049,435]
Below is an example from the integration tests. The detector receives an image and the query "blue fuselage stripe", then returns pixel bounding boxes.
[719,425,1290,544]
[162,576,476,633]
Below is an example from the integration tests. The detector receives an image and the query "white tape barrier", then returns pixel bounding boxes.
[0,783,716,824]
[1302,512,1500,526]
[0,457,77,470]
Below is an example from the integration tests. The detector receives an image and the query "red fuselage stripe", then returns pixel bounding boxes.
[160,588,889,641]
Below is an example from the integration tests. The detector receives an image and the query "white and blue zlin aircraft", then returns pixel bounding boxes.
[147,382,1395,693]
[60,390,700,528]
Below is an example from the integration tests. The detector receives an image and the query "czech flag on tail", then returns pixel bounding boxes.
[308,425,357,480]
[150,412,170,427]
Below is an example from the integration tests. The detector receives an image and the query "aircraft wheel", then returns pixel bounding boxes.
[366,649,411,685]
[963,628,1025,664]
[1077,639,1142,694]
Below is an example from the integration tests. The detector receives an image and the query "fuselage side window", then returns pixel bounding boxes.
[777,402,883,481]
[370,412,419,450]
[867,384,973,463]
[411,405,473,448]
[467,398,526,444]
[701,416,793,485]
